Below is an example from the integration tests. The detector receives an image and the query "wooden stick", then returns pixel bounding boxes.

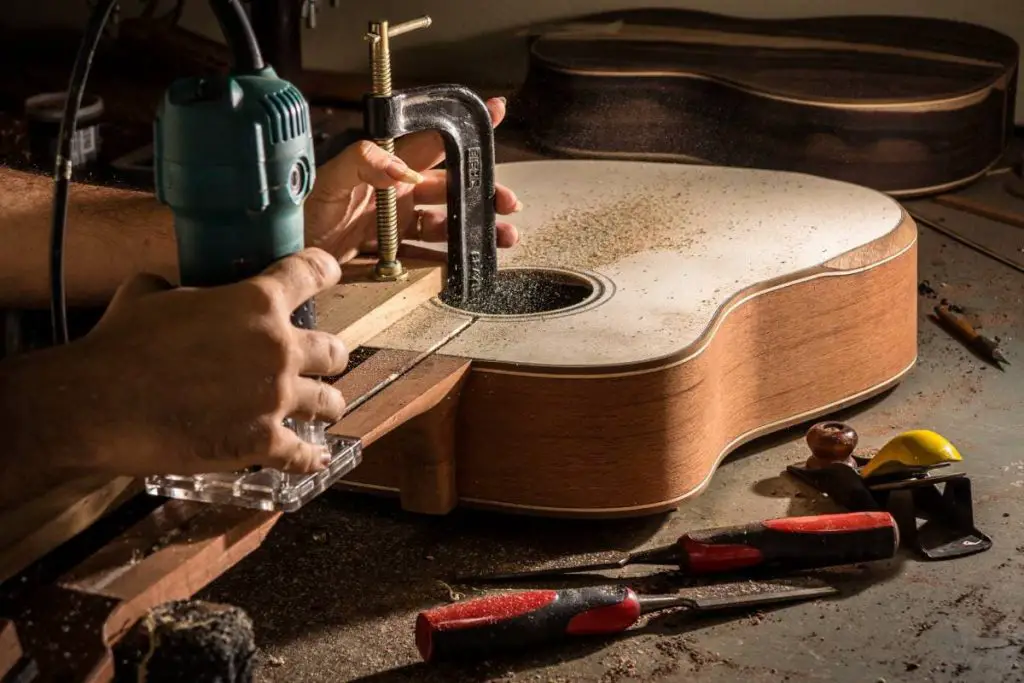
[907,209,1024,274]
[933,194,1024,230]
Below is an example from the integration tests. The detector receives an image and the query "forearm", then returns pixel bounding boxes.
[0,166,179,309]
[0,343,107,508]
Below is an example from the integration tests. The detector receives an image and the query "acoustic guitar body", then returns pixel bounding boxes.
[511,9,1019,197]
[340,159,919,517]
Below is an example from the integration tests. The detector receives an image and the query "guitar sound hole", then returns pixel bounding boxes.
[461,268,595,316]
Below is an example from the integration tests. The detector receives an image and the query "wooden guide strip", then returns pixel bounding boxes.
[331,354,471,448]
[331,354,472,514]
[332,348,422,404]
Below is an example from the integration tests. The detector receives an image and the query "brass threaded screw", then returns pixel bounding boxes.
[366,16,431,282]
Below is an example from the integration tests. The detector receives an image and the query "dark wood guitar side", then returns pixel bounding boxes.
[511,9,1019,197]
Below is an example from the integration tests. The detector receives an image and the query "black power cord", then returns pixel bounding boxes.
[209,0,265,72]
[50,0,120,345]
[49,0,266,345]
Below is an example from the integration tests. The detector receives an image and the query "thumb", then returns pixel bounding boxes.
[89,273,174,334]
[107,273,174,309]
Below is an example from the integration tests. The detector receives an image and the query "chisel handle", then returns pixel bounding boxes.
[415,585,640,662]
[678,511,899,575]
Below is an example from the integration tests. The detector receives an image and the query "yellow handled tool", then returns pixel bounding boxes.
[860,429,962,479]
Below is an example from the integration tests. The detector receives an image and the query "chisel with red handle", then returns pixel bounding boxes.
[460,511,899,583]
[416,584,837,662]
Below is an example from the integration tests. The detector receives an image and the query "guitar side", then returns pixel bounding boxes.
[512,9,1019,197]
[341,160,919,517]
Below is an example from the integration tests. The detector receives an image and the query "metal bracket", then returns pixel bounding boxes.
[786,462,992,561]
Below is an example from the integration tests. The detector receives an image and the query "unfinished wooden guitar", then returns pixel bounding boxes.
[335,159,918,517]
[510,9,1020,197]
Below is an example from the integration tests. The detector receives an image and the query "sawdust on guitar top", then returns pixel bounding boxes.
[502,191,708,271]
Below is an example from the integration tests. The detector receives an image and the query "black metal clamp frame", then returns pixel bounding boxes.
[364,84,499,309]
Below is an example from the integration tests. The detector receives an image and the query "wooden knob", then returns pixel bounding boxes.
[805,421,858,469]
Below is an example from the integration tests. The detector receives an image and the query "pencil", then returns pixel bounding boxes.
[933,303,1010,368]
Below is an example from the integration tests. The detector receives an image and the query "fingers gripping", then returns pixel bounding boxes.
[263,378,345,474]
[297,329,350,376]
[412,170,522,214]
[263,424,331,474]
[353,140,424,188]
[292,377,347,423]
[404,207,519,248]
[255,248,342,312]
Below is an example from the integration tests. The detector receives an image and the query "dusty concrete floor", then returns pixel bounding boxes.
[202,172,1024,683]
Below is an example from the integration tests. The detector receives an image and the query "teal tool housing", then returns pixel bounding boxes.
[154,66,316,288]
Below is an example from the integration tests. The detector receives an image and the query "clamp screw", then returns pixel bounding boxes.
[366,16,432,282]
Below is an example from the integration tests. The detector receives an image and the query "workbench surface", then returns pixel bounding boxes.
[1,29,1020,681]
[196,168,1024,682]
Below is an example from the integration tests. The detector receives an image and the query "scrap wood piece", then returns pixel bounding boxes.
[12,500,279,683]
[318,257,445,350]
[0,618,22,678]
[0,476,139,584]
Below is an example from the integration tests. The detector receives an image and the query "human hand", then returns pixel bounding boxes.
[304,97,521,262]
[74,248,349,477]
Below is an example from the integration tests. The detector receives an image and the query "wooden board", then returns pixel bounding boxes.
[511,9,1019,197]
[317,259,445,351]
[0,476,137,584]
[339,159,919,516]
[10,501,280,682]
